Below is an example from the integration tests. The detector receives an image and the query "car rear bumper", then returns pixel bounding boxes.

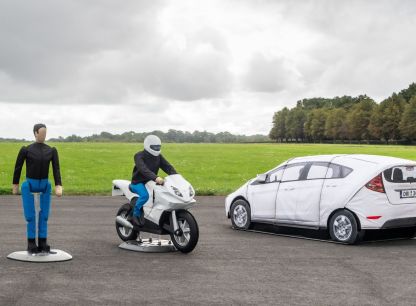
[346,187,416,229]
[381,217,416,229]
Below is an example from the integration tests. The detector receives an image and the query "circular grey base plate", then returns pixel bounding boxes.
[119,239,177,253]
[7,250,73,262]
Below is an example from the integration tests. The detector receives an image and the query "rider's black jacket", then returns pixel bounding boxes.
[131,150,177,184]
[13,142,62,185]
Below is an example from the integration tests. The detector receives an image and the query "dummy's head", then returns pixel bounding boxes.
[33,123,47,143]
[144,135,161,156]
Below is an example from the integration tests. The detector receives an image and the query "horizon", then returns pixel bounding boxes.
[0,129,270,142]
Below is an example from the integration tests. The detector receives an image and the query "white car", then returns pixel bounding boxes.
[225,154,416,244]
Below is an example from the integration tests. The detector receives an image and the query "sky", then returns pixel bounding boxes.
[0,0,415,139]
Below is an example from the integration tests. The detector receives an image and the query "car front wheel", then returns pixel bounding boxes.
[329,210,363,244]
[230,199,251,230]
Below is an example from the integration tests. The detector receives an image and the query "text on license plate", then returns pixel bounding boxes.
[400,189,416,198]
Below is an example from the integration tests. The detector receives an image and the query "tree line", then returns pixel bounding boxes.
[47,130,270,143]
[269,83,416,144]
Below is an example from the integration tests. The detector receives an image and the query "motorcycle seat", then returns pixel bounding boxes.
[128,184,134,194]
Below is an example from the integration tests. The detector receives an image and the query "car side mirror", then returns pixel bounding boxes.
[256,173,267,183]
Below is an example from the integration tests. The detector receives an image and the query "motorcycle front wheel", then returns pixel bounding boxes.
[170,210,199,253]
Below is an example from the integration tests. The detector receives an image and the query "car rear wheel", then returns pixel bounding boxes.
[329,210,363,244]
[230,199,251,230]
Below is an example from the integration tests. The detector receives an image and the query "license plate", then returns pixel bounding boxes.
[400,189,416,198]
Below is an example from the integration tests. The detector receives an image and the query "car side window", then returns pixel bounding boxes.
[268,167,284,182]
[307,162,329,179]
[326,164,340,178]
[326,163,353,179]
[281,163,308,182]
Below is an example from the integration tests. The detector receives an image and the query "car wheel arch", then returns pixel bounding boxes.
[327,208,362,231]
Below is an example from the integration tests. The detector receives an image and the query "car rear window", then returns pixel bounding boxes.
[383,166,416,183]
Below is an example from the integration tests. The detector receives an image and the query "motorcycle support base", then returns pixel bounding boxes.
[119,238,177,253]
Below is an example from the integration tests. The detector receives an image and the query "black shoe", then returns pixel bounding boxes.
[27,239,38,254]
[131,214,145,227]
[38,238,51,253]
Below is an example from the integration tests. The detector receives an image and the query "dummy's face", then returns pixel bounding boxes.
[35,128,47,143]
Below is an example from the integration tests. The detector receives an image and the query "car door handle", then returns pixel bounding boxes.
[283,187,295,191]
[325,184,338,188]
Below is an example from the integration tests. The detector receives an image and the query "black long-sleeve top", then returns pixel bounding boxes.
[131,150,177,184]
[13,142,62,185]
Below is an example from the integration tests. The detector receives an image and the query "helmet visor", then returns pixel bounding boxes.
[150,145,161,151]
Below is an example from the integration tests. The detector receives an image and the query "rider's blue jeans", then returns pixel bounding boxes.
[21,178,51,239]
[130,183,149,217]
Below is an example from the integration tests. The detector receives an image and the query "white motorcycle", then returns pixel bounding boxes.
[112,174,199,253]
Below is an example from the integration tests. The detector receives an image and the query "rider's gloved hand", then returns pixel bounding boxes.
[12,184,19,195]
[155,177,164,185]
[55,185,63,197]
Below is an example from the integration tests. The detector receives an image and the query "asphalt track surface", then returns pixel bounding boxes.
[1,196,416,305]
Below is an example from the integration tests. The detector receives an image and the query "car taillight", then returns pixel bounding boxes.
[365,174,385,193]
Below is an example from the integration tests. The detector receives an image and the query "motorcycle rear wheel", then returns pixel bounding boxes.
[116,203,138,241]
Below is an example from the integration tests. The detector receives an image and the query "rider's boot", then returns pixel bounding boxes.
[38,238,51,253]
[27,238,38,254]
[131,208,145,227]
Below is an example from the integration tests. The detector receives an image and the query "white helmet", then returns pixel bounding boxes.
[144,135,162,156]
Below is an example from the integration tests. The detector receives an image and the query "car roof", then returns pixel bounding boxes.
[341,154,416,165]
[289,154,345,163]
[288,154,416,167]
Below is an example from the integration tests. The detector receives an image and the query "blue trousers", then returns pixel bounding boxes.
[130,183,149,217]
[21,178,51,239]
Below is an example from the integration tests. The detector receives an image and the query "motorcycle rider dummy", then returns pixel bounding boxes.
[12,124,63,254]
[130,135,177,227]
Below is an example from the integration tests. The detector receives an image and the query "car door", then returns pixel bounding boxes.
[248,167,285,221]
[319,162,354,225]
[294,162,329,225]
[275,162,308,223]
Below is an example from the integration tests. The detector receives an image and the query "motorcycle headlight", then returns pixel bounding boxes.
[171,186,183,197]
[189,186,194,197]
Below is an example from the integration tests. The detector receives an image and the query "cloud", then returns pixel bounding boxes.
[280,0,416,100]
[243,53,296,92]
[1,0,416,137]
[0,0,233,104]
[0,1,160,82]
[130,28,233,101]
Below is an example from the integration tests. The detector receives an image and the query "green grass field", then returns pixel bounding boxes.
[1,142,416,195]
